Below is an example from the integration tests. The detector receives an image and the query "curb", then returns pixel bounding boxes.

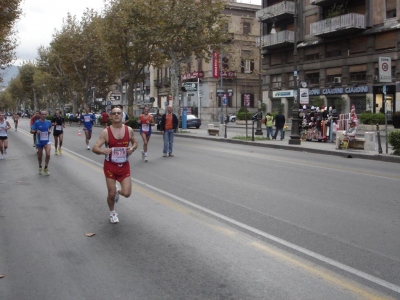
[163,131,400,164]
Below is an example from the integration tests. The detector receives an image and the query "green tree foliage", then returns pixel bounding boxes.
[0,0,23,80]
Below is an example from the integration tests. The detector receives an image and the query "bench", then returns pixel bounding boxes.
[348,138,365,149]
[207,124,219,136]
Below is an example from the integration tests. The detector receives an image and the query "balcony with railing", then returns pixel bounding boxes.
[311,0,348,7]
[310,13,366,38]
[256,30,294,49]
[256,1,295,22]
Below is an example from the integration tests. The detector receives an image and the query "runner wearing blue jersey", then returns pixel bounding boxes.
[80,107,96,150]
[30,110,52,175]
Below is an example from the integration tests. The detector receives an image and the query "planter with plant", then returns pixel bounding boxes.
[388,130,400,155]
[392,112,400,128]
[358,112,385,125]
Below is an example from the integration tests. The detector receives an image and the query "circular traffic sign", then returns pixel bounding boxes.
[382,62,389,72]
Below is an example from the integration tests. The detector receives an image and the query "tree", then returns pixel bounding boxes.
[0,0,23,82]
[101,0,166,117]
[148,0,227,114]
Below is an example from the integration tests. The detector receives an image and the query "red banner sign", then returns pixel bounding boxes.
[212,51,220,79]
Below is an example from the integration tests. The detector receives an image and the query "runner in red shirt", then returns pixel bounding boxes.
[137,106,155,162]
[92,107,138,224]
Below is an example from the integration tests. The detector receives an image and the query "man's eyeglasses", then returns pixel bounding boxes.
[111,112,122,115]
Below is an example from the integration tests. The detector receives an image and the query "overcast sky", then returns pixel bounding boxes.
[14,0,261,66]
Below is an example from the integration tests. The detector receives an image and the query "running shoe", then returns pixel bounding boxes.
[144,155,148,162]
[54,150,58,155]
[110,212,119,224]
[59,148,62,154]
[163,153,167,157]
[141,150,145,160]
[3,149,6,155]
[0,154,4,160]
[33,143,36,147]
[43,168,50,176]
[114,184,120,203]
[87,146,90,150]
[169,153,174,157]
[39,167,43,175]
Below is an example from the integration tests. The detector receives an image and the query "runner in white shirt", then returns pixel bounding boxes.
[0,111,11,160]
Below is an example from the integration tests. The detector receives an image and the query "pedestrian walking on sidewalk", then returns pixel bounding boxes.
[273,110,285,140]
[30,110,52,175]
[160,105,178,157]
[265,113,274,140]
[92,106,138,224]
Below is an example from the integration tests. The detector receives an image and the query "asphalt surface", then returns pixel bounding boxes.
[0,119,399,300]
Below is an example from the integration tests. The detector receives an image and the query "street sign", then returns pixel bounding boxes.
[199,92,203,97]
[379,57,391,83]
[182,82,198,91]
[107,101,111,105]
[222,94,228,106]
[217,89,224,97]
[164,101,168,106]
[111,95,120,100]
[187,93,195,97]
[299,88,309,104]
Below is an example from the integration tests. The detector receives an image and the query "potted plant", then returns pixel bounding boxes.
[392,112,400,128]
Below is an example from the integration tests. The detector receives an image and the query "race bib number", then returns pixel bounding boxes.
[142,124,149,131]
[84,116,91,122]
[56,125,62,131]
[0,127,5,133]
[111,147,127,163]
[40,132,49,141]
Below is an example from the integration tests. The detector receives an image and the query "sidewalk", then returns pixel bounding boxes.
[165,123,400,164]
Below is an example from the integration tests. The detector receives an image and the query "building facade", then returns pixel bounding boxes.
[151,0,262,121]
[258,0,400,121]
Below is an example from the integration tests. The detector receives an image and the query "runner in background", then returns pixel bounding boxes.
[80,107,96,150]
[138,106,155,162]
[52,109,65,155]
[30,111,40,148]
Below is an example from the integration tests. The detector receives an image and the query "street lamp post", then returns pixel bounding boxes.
[289,0,301,145]
[257,13,276,136]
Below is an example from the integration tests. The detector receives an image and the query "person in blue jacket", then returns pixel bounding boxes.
[30,110,52,175]
[80,107,96,150]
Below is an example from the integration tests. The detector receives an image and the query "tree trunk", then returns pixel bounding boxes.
[170,52,180,116]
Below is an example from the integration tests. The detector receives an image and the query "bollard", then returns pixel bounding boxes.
[252,120,255,141]
[376,124,382,154]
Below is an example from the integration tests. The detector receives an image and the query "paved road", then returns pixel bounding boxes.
[0,120,399,299]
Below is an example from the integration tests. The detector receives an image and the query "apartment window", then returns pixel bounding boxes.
[241,50,254,74]
[243,21,251,35]
[305,53,320,61]
[350,72,366,81]
[326,43,342,58]
[326,67,342,84]
[271,75,282,89]
[349,36,367,54]
[305,72,319,85]
[197,59,203,71]
[375,31,396,50]
[222,57,229,71]
[386,0,397,19]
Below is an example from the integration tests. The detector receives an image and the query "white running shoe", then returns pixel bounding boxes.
[141,150,145,160]
[43,168,50,176]
[110,212,119,224]
[114,184,120,203]
[144,155,148,162]
[0,154,4,160]
[39,167,43,175]
[3,149,6,155]
[87,146,90,150]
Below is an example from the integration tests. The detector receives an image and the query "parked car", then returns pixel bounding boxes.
[179,114,201,129]
[229,115,236,122]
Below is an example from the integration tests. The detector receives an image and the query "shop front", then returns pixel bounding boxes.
[373,85,396,122]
